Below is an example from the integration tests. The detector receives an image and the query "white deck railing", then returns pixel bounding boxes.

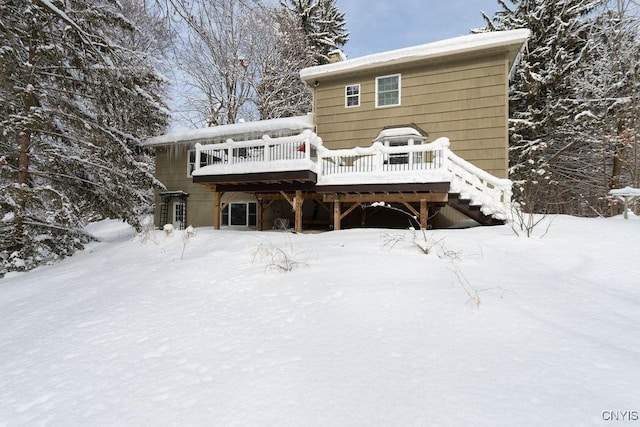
[317,138,448,181]
[191,131,511,219]
[192,130,320,175]
[447,150,512,219]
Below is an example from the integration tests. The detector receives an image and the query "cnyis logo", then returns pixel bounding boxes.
[602,410,639,421]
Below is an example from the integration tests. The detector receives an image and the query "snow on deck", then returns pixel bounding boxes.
[194,159,319,176]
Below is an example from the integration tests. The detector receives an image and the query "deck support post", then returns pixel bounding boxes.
[420,199,428,230]
[213,190,222,230]
[333,199,341,231]
[294,190,303,233]
[257,197,264,231]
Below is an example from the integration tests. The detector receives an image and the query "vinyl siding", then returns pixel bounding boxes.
[153,146,255,227]
[313,54,510,178]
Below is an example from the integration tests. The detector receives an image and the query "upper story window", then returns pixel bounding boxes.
[374,126,427,165]
[188,149,222,176]
[345,84,360,107]
[188,150,206,176]
[376,74,401,108]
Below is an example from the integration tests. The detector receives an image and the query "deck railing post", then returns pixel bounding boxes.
[194,143,202,172]
[317,151,324,183]
[226,139,234,165]
[262,135,270,162]
[408,138,414,169]
[441,147,450,173]
[375,148,382,172]
[504,187,512,206]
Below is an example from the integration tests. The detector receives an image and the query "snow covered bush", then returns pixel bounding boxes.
[252,239,310,272]
[180,226,195,260]
[163,224,175,237]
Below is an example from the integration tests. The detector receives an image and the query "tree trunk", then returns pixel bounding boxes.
[11,123,32,253]
[11,46,36,252]
[609,147,622,190]
[609,121,625,190]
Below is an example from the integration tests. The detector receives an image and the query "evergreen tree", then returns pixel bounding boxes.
[480,0,604,212]
[280,0,349,65]
[255,0,348,119]
[0,0,169,274]
[565,2,640,206]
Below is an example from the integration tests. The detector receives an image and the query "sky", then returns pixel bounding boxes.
[337,0,500,58]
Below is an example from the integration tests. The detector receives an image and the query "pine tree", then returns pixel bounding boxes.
[0,0,169,274]
[480,0,604,212]
[280,0,349,65]
[255,0,348,119]
[566,2,640,204]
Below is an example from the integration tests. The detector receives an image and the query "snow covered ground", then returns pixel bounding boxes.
[1,215,639,426]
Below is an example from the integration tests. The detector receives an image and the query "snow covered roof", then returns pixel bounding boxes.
[609,186,640,197]
[300,29,530,82]
[374,127,425,141]
[144,114,315,147]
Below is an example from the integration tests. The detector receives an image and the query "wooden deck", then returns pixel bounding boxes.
[191,133,511,232]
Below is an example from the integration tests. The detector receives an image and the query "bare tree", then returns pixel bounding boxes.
[166,0,271,126]
[119,0,174,59]
[256,8,313,119]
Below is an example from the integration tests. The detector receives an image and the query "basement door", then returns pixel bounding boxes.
[172,201,186,230]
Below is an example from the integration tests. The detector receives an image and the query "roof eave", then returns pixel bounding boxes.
[144,114,315,147]
[300,29,531,83]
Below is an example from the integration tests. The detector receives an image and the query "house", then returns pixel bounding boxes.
[144,29,530,232]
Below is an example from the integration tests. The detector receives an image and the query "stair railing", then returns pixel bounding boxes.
[446,148,512,219]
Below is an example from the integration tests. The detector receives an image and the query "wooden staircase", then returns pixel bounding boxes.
[445,149,512,226]
[447,193,506,226]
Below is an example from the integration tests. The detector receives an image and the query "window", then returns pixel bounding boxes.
[221,202,257,227]
[188,150,223,176]
[345,84,360,107]
[374,126,427,166]
[375,74,401,107]
[188,150,208,176]
[387,139,410,164]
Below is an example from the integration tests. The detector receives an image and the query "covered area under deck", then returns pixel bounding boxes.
[318,183,449,231]
[194,171,318,233]
[195,169,451,233]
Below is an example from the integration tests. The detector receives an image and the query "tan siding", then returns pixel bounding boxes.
[314,54,510,177]
[153,146,255,227]
[502,59,510,176]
